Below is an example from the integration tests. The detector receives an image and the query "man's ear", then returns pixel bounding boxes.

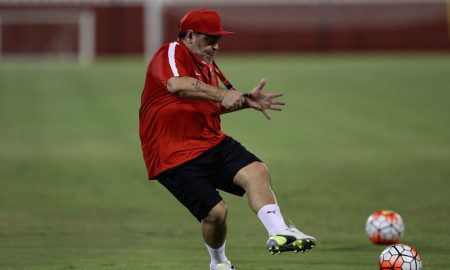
[187,30,195,41]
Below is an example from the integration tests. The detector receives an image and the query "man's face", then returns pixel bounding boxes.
[190,32,221,64]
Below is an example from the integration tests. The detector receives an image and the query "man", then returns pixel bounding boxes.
[139,8,316,270]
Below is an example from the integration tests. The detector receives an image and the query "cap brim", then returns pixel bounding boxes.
[205,31,234,36]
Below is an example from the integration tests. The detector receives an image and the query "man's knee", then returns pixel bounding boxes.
[234,161,270,189]
[253,162,270,180]
[203,201,227,224]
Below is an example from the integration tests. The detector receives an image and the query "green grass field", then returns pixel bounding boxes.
[1,54,449,270]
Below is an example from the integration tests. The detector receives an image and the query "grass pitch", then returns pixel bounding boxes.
[0,54,449,269]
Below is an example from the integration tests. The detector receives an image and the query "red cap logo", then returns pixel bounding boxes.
[179,9,234,36]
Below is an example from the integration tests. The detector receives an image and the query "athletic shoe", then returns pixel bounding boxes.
[266,225,316,255]
[210,260,236,270]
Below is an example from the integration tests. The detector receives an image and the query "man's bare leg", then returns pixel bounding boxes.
[202,201,227,248]
[202,201,234,269]
[234,161,316,254]
[233,161,277,213]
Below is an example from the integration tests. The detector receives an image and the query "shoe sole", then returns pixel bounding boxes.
[266,237,316,255]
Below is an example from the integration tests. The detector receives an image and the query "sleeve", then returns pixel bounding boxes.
[167,42,191,78]
[154,42,192,85]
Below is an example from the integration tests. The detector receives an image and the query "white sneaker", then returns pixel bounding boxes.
[210,260,236,270]
[266,225,316,255]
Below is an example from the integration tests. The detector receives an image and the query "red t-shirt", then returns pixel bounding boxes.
[139,40,226,179]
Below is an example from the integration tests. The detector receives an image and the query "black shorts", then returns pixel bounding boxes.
[155,136,261,222]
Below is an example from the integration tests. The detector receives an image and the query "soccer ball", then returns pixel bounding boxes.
[366,210,404,245]
[379,244,422,270]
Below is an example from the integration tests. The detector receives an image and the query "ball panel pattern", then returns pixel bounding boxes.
[366,210,404,245]
[379,244,422,270]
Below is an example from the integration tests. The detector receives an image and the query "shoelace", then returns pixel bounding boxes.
[286,219,302,233]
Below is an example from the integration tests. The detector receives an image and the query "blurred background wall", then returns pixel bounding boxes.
[0,0,449,63]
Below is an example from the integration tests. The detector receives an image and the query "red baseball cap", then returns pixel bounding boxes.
[179,9,234,36]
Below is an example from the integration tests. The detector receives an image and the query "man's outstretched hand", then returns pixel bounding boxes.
[244,79,285,120]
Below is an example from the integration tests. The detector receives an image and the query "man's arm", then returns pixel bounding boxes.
[167,76,244,110]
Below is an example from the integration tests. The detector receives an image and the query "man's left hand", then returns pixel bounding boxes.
[244,79,285,120]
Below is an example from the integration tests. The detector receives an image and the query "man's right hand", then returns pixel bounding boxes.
[221,90,245,110]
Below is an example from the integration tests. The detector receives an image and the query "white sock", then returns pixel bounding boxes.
[205,242,228,266]
[257,204,288,236]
